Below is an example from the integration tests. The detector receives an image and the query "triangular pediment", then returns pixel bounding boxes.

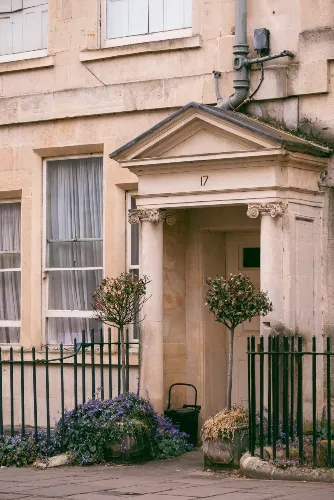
[110,102,331,163]
[157,123,256,158]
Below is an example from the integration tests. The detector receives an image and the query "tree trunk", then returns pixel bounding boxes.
[137,326,142,396]
[227,327,235,411]
[120,327,127,395]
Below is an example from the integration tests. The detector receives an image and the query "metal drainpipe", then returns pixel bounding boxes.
[217,0,250,111]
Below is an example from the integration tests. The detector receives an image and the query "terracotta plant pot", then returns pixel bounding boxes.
[202,427,249,468]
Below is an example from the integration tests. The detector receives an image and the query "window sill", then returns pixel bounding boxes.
[80,34,201,63]
[0,52,54,75]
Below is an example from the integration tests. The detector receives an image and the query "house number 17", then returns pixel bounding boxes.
[201,175,208,186]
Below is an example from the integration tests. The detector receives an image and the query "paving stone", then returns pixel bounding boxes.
[158,485,244,497]
[0,451,333,499]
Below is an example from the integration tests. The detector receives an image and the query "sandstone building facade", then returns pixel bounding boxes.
[0,0,333,423]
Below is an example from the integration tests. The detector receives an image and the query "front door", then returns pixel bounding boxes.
[225,232,260,407]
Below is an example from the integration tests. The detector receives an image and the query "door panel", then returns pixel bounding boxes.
[225,232,260,407]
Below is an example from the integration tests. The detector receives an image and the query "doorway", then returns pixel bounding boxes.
[203,231,260,418]
[225,232,260,407]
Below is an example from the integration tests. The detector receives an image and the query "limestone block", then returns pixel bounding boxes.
[299,27,334,63]
[163,76,203,107]
[201,0,223,41]
[248,0,300,56]
[250,66,288,101]
[0,56,55,76]
[182,39,217,77]
[219,0,235,37]
[287,61,329,96]
[0,148,14,171]
[299,91,334,140]
[34,454,69,469]
[0,97,19,124]
[53,85,124,118]
[124,79,164,111]
[246,97,299,131]
[300,4,334,37]
[217,36,235,73]
[19,94,53,123]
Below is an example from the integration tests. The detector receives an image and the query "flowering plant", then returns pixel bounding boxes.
[0,431,60,467]
[54,393,192,465]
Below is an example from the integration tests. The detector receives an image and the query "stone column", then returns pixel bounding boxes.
[128,208,176,414]
[247,203,288,335]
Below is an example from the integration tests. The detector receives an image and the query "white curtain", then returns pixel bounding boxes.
[46,157,103,344]
[0,202,21,343]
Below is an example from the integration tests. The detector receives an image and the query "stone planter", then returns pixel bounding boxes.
[203,427,249,468]
[104,434,151,463]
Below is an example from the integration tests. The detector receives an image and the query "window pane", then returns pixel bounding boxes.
[46,157,103,243]
[164,0,191,31]
[129,0,149,36]
[130,269,140,340]
[0,253,20,269]
[47,317,100,345]
[0,203,21,255]
[130,196,139,266]
[47,240,103,268]
[22,3,48,52]
[107,0,130,39]
[149,0,164,33]
[243,248,260,268]
[48,270,103,311]
[0,14,14,55]
[0,271,21,320]
[0,327,20,344]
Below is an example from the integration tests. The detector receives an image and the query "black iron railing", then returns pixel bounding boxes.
[0,329,137,441]
[248,335,333,467]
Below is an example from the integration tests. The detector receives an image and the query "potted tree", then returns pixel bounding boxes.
[92,272,151,462]
[92,272,150,396]
[201,273,272,467]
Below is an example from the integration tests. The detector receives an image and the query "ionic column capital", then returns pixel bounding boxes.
[247,203,288,219]
[128,208,176,226]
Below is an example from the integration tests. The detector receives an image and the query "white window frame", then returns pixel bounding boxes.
[101,0,193,49]
[0,199,21,343]
[0,48,47,64]
[0,1,48,64]
[126,192,140,343]
[42,154,104,346]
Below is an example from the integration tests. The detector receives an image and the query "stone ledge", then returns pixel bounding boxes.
[80,35,202,62]
[240,452,334,483]
[0,55,55,75]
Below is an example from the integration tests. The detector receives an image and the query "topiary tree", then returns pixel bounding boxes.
[92,273,150,395]
[205,273,273,410]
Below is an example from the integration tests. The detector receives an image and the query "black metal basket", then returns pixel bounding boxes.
[164,383,201,446]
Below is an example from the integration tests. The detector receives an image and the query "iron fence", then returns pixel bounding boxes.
[248,335,333,467]
[0,329,137,442]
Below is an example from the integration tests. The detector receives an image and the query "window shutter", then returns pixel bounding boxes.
[0,15,13,55]
[164,0,192,31]
[12,10,23,53]
[41,4,47,48]
[149,0,163,33]
[23,0,47,8]
[107,0,129,39]
[22,3,48,51]
[183,0,192,28]
[128,0,148,36]
[0,0,22,13]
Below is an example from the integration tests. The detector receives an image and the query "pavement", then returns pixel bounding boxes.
[0,450,333,500]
